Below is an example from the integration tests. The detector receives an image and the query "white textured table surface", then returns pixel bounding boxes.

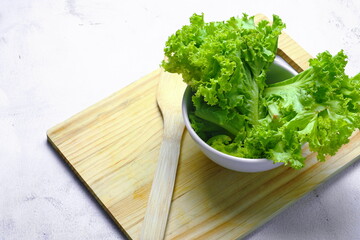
[1,0,360,239]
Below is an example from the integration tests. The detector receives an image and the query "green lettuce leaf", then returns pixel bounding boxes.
[162,13,285,128]
[162,14,360,169]
[263,51,360,166]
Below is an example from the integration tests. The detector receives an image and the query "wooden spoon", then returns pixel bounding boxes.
[140,68,187,240]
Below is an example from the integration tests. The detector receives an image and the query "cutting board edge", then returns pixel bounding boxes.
[46,134,133,240]
[46,68,162,138]
[241,150,360,239]
[46,69,162,240]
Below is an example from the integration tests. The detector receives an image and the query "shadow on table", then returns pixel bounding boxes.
[46,140,130,240]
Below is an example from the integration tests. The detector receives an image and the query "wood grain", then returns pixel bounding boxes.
[47,15,360,240]
[140,70,186,240]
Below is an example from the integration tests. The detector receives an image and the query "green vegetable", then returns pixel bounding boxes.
[162,13,360,169]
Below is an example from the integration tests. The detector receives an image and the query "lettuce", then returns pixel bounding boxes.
[264,51,360,167]
[162,13,360,169]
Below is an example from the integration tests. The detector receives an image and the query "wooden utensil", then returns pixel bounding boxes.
[140,69,187,240]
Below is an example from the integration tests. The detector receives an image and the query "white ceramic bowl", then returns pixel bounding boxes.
[182,57,297,172]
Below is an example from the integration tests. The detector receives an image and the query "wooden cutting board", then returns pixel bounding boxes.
[47,15,360,240]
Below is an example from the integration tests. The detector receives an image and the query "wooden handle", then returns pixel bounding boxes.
[140,113,184,240]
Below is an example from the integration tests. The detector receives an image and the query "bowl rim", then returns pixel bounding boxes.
[182,86,272,164]
[181,56,297,165]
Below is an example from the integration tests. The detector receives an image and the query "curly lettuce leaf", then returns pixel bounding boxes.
[263,51,360,166]
[203,51,359,169]
[162,13,360,169]
[162,13,285,127]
